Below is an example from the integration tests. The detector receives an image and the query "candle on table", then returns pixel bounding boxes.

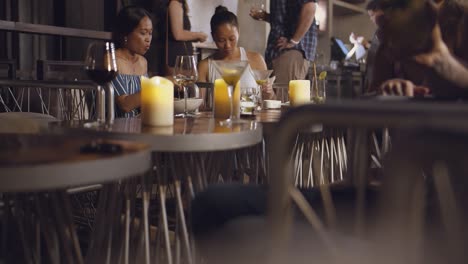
[233,81,241,119]
[289,80,310,106]
[142,125,174,135]
[213,79,231,119]
[213,79,241,119]
[141,76,174,126]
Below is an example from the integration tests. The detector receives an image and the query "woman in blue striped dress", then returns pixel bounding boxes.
[111,6,153,117]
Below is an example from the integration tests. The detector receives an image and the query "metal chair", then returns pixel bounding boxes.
[36,60,87,81]
[0,79,104,121]
[268,99,468,264]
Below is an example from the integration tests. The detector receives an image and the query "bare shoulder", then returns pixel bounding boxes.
[137,54,148,74]
[246,50,263,61]
[197,58,210,82]
[138,54,148,66]
[246,51,267,70]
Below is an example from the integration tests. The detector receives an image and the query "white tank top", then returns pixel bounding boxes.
[208,47,259,90]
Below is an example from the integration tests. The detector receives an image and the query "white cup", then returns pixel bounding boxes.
[263,100,281,109]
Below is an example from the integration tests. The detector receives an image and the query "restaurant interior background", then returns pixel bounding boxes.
[4,1,468,263]
[0,0,377,80]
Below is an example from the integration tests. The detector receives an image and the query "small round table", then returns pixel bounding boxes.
[0,134,151,264]
[51,115,264,264]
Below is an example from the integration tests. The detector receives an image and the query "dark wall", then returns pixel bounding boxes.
[0,0,7,59]
[146,0,168,76]
[1,0,166,77]
[0,0,16,60]
[16,0,58,78]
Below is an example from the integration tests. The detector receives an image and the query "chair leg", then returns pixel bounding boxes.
[174,180,193,264]
[159,185,173,264]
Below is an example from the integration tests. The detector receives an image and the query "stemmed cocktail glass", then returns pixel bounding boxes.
[212,60,249,126]
[252,69,273,91]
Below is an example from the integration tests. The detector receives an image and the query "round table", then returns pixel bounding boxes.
[0,134,151,264]
[54,114,263,152]
[0,134,151,192]
[50,114,264,264]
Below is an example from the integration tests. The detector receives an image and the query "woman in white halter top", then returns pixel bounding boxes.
[197,5,275,100]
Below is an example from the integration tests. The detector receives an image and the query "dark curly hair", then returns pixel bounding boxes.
[210,5,239,33]
[112,6,152,49]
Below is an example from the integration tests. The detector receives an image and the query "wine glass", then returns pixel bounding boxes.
[173,55,198,118]
[212,60,249,126]
[84,42,118,125]
[252,69,273,86]
[252,69,273,91]
[250,1,266,20]
[252,69,273,109]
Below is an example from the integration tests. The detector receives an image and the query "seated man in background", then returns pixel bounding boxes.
[370,0,468,98]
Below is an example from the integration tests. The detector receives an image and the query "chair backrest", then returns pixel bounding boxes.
[37,60,88,81]
[272,83,289,103]
[196,82,213,111]
[0,79,100,121]
[267,99,468,264]
[0,60,17,80]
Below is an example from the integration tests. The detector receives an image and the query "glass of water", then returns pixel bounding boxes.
[240,87,260,115]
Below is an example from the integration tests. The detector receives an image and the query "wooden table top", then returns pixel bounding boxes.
[52,113,264,152]
[0,134,151,192]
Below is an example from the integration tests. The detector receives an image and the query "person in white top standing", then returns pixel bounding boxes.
[197,5,276,100]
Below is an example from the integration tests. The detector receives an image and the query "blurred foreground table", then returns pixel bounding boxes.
[0,134,151,264]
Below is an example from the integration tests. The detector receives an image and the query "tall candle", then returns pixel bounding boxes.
[141,76,174,126]
[214,79,241,119]
[233,81,241,119]
[213,79,231,119]
[289,80,310,106]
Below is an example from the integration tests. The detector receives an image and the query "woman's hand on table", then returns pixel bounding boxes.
[261,82,276,100]
[379,78,430,97]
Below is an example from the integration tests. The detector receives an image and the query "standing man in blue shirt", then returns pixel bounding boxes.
[250,0,318,83]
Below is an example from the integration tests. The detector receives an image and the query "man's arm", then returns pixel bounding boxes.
[277,1,316,50]
[414,24,468,90]
[291,2,317,43]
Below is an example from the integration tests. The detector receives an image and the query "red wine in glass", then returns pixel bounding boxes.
[86,69,118,85]
[84,41,118,123]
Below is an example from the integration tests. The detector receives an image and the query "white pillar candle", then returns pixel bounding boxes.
[141,76,174,126]
[289,80,311,106]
